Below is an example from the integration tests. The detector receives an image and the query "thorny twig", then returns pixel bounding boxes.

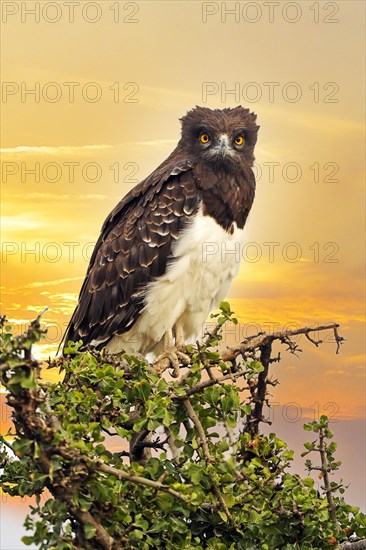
[221,323,343,362]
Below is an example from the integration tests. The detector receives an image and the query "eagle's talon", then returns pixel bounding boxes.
[176,350,191,366]
[151,355,171,375]
[152,345,188,377]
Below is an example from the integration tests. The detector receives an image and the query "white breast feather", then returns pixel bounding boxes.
[106,208,245,355]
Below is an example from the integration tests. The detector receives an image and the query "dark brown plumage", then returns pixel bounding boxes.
[62,106,259,354]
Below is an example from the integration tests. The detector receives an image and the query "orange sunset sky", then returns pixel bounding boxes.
[1,1,365,547]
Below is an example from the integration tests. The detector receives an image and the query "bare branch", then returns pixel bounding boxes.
[319,429,339,527]
[182,397,232,521]
[305,332,322,347]
[334,326,346,354]
[71,508,114,550]
[221,323,341,362]
[181,368,250,397]
[245,342,272,437]
[94,461,187,503]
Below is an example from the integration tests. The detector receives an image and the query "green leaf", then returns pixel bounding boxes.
[219,301,231,315]
[84,523,97,540]
[21,536,35,545]
[275,437,287,449]
[133,418,147,432]
[12,439,33,457]
[221,396,234,413]
[21,375,37,389]
[156,492,174,512]
[33,441,41,459]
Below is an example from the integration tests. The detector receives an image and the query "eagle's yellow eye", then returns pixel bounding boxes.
[234,135,244,146]
[200,133,210,144]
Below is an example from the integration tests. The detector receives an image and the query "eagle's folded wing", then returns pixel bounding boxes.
[62,157,198,351]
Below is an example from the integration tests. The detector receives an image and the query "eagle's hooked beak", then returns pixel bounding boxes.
[218,134,229,157]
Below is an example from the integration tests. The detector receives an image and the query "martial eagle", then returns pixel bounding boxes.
[62,106,259,357]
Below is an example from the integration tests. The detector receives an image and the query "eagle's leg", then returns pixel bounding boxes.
[174,318,185,348]
[173,318,190,366]
[152,323,189,376]
[152,330,174,375]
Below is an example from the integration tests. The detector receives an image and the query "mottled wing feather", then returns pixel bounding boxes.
[63,156,198,350]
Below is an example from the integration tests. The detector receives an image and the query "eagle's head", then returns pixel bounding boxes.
[179,106,259,169]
